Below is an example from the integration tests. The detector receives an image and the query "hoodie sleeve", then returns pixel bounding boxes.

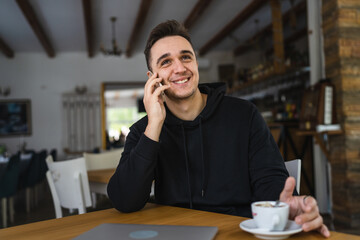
[107,123,160,213]
[247,106,291,201]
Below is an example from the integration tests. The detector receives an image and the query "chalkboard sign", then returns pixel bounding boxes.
[0,99,32,137]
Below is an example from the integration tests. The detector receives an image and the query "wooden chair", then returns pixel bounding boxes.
[284,159,301,194]
[46,156,92,218]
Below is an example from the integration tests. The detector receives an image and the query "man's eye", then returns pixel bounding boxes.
[182,55,192,60]
[161,59,171,66]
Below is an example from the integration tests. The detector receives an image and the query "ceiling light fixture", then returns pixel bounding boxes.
[100,17,121,56]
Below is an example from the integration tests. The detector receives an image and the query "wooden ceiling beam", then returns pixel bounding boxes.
[15,0,55,57]
[184,0,214,30]
[0,37,14,58]
[233,1,306,56]
[82,0,94,58]
[126,0,153,57]
[270,0,285,73]
[282,0,306,25]
[198,0,266,56]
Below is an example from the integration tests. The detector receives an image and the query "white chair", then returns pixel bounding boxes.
[46,156,92,218]
[284,159,301,194]
[83,148,123,171]
[83,148,123,207]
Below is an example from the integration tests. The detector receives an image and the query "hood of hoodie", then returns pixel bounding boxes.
[164,82,226,126]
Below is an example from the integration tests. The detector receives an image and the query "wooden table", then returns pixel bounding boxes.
[87,168,154,197]
[87,168,115,195]
[87,168,115,184]
[0,204,358,240]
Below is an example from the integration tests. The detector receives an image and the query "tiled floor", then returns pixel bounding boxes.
[2,184,360,237]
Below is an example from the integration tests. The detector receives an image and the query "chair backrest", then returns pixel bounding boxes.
[46,170,62,218]
[50,149,57,161]
[37,150,48,183]
[83,148,123,170]
[46,156,92,218]
[0,154,20,198]
[21,151,39,189]
[284,159,301,194]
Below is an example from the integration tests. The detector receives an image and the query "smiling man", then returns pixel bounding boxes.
[107,20,330,238]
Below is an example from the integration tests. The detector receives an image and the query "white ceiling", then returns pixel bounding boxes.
[0,0,304,57]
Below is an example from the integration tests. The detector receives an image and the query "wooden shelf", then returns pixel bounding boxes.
[227,66,310,95]
[296,129,343,137]
[296,129,343,160]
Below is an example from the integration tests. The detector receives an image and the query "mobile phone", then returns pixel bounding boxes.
[149,71,164,90]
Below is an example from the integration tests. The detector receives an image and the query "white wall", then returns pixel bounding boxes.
[0,52,148,156]
[199,51,235,83]
[0,51,233,157]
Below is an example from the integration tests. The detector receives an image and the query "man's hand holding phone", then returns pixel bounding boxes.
[143,72,170,142]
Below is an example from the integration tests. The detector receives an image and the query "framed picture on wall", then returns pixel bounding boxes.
[0,99,32,137]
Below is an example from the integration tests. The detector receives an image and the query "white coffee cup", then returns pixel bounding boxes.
[251,201,289,231]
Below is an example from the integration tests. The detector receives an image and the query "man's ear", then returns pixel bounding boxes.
[147,71,153,78]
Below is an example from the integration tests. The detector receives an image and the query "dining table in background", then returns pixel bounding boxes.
[0,203,358,240]
[87,168,115,196]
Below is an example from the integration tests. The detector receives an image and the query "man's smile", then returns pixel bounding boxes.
[170,75,192,84]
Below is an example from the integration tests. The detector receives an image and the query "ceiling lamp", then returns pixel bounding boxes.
[100,17,122,56]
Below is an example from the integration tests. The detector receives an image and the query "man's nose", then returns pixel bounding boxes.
[173,59,186,73]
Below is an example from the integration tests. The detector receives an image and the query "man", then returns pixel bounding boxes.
[108,20,330,237]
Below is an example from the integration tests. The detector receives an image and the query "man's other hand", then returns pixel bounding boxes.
[279,177,330,238]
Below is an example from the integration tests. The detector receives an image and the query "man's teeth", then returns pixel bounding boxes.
[174,78,189,84]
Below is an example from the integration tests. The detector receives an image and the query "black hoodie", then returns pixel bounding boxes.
[107,82,289,218]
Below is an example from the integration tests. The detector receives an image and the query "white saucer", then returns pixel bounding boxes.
[239,219,302,240]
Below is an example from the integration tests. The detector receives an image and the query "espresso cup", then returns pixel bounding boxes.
[251,201,289,231]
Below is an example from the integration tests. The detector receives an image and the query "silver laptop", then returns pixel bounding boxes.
[73,223,218,240]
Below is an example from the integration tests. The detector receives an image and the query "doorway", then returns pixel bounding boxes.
[101,82,146,150]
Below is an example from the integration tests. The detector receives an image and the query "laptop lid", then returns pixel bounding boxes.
[73,223,218,240]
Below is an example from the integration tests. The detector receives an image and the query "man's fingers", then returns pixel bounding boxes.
[295,195,330,238]
[153,84,170,99]
[144,73,155,98]
[300,195,317,213]
[319,224,331,238]
[279,177,296,201]
[301,215,324,232]
[145,71,157,88]
[144,73,162,97]
[294,206,318,225]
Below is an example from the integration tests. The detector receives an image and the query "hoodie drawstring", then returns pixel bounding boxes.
[181,116,207,208]
[181,124,193,209]
[199,116,206,197]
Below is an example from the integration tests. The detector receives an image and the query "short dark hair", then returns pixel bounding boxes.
[144,20,193,71]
